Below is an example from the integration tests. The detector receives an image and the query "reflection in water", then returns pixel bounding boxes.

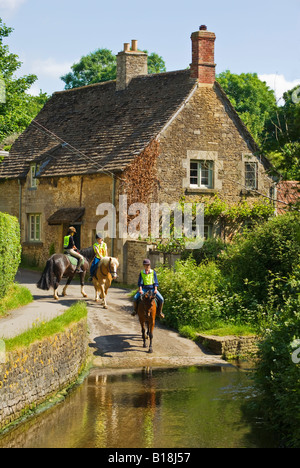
[0,366,276,448]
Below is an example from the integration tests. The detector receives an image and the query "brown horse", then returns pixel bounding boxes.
[37,247,94,300]
[137,290,157,354]
[93,257,119,308]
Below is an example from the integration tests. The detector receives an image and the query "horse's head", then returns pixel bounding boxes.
[141,290,157,316]
[109,257,119,280]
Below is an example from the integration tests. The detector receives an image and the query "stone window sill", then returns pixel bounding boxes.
[22,242,44,247]
[185,188,219,195]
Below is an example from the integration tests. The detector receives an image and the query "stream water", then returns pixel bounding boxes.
[0,365,277,448]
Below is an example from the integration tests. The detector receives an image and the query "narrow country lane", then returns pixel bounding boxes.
[1,269,228,369]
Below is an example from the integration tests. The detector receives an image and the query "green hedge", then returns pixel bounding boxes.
[253,268,300,448]
[0,212,21,299]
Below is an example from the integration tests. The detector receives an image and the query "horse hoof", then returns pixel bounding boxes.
[148,348,153,354]
[82,294,88,298]
[103,305,108,309]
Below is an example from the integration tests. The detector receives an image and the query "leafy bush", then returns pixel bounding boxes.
[0,212,21,299]
[218,212,300,305]
[157,258,223,330]
[182,237,227,264]
[253,268,300,447]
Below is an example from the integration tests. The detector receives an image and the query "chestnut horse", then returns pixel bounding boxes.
[137,290,157,354]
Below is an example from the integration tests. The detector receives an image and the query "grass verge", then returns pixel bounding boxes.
[4,301,88,352]
[0,283,33,318]
[179,323,257,341]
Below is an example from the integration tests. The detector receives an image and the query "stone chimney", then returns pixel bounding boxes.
[116,40,148,91]
[190,25,216,85]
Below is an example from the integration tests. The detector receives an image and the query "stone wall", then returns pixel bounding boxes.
[123,240,149,286]
[197,333,260,359]
[0,319,88,431]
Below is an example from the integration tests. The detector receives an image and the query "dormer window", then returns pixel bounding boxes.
[30,164,40,189]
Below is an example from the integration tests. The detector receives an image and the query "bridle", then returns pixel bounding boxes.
[140,291,157,317]
[100,257,117,278]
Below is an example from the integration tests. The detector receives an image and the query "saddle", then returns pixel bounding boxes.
[65,254,78,267]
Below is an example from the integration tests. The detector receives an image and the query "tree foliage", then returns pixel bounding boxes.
[216,70,300,182]
[216,70,277,145]
[61,48,166,89]
[0,18,49,145]
[263,86,300,180]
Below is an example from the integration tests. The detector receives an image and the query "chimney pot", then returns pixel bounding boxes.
[131,40,138,52]
[200,25,207,30]
[124,43,130,52]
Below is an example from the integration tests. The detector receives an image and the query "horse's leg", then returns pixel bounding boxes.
[53,275,62,300]
[141,321,147,348]
[148,318,154,354]
[100,283,107,309]
[80,272,88,298]
[62,276,72,297]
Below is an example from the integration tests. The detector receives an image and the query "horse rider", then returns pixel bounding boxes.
[132,259,165,319]
[89,233,108,281]
[63,227,84,273]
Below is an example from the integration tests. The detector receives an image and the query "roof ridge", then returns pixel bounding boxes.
[54,69,192,95]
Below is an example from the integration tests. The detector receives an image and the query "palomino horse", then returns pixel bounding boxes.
[37,247,94,300]
[137,290,157,354]
[93,257,119,308]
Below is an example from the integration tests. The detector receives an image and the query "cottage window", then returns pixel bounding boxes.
[245,162,258,190]
[30,164,40,189]
[29,214,41,242]
[190,161,214,189]
[204,224,213,240]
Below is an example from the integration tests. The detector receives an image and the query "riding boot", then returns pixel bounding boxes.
[157,302,165,319]
[131,300,138,317]
[76,260,83,273]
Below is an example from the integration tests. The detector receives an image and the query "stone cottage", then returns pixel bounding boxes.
[0,26,275,283]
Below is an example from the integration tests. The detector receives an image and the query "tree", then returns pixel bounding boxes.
[61,49,117,89]
[61,48,167,89]
[216,70,277,145]
[0,18,49,144]
[263,85,300,180]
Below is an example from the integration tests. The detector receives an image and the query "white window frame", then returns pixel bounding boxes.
[245,162,258,190]
[190,160,214,189]
[29,214,41,242]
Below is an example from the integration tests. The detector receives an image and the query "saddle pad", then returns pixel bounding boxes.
[65,254,78,266]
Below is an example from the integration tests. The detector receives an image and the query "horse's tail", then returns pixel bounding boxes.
[37,257,55,290]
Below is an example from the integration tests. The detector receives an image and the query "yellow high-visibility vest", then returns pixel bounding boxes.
[141,269,154,286]
[93,242,107,259]
[64,235,71,248]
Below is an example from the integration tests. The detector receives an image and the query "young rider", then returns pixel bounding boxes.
[63,227,84,273]
[132,259,165,319]
[89,233,108,280]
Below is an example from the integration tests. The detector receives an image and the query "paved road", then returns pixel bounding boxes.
[0,269,229,369]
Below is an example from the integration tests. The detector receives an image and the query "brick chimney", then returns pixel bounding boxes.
[116,40,148,91]
[190,25,216,84]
